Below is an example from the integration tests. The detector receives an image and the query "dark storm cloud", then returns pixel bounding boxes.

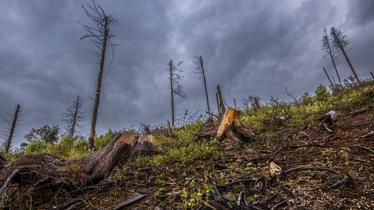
[0,0,373,148]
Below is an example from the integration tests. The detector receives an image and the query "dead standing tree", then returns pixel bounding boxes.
[63,96,84,136]
[193,56,212,120]
[330,27,361,84]
[1,104,21,153]
[168,60,185,129]
[80,0,116,149]
[216,84,225,117]
[323,67,335,89]
[322,27,342,86]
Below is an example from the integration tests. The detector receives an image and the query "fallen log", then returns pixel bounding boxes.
[216,107,256,142]
[0,132,138,208]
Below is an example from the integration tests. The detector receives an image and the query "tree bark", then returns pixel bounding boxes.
[5,104,20,153]
[88,18,109,150]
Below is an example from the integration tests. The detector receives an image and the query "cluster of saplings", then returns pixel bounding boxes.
[1,0,373,158]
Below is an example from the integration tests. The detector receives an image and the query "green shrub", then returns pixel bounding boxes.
[46,135,75,158]
[24,140,48,155]
[315,84,331,102]
[94,130,114,150]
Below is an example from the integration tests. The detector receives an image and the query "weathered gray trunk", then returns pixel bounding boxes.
[216,84,225,117]
[199,56,211,119]
[70,96,80,136]
[5,104,20,153]
[169,61,175,129]
[323,67,335,89]
[340,46,360,84]
[88,18,109,149]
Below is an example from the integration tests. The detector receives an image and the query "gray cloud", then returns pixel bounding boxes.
[0,0,374,148]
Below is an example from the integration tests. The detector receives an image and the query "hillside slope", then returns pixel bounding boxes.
[1,82,373,209]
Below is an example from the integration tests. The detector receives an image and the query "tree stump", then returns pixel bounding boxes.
[216,107,256,142]
[0,132,138,206]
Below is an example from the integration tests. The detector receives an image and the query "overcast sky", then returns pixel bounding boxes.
[1,0,374,148]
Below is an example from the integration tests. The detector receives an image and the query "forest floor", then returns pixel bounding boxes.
[78,102,374,209]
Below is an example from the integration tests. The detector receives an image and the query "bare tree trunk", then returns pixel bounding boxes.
[340,46,360,84]
[324,28,342,85]
[70,96,80,136]
[216,84,225,117]
[5,104,20,153]
[371,72,374,80]
[323,67,335,89]
[233,97,237,109]
[198,56,211,119]
[216,92,220,116]
[88,18,109,150]
[168,61,175,129]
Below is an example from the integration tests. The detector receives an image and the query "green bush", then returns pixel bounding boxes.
[24,140,48,155]
[94,130,114,150]
[315,84,331,102]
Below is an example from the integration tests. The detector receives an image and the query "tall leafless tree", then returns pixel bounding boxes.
[322,67,335,89]
[63,96,84,137]
[322,27,342,85]
[193,56,211,119]
[3,104,21,153]
[168,60,185,128]
[330,27,360,84]
[80,0,116,149]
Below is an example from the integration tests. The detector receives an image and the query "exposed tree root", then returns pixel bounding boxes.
[0,132,138,208]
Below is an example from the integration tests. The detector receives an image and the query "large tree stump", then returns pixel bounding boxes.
[0,132,138,207]
[216,107,256,142]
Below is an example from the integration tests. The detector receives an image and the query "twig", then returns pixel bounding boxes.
[362,131,374,139]
[349,145,374,155]
[113,193,146,210]
[270,199,287,210]
[326,175,352,191]
[206,111,221,120]
[202,201,217,210]
[0,168,20,196]
[283,166,338,175]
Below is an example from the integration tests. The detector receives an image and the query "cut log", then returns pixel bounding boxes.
[216,107,256,142]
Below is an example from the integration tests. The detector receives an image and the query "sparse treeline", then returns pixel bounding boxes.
[322,27,362,88]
